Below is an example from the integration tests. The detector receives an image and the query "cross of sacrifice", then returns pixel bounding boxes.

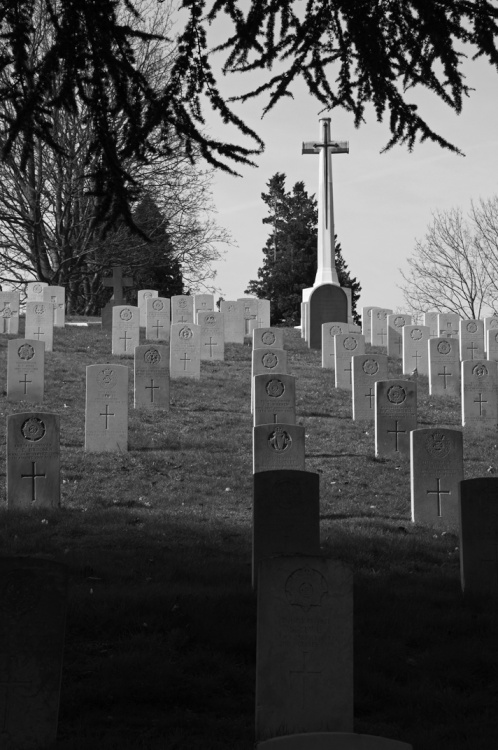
[426,477,451,517]
[302,117,348,286]
[103,266,133,305]
[21,461,46,504]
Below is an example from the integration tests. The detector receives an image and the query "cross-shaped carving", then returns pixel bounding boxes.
[438,366,452,389]
[21,461,46,503]
[145,379,159,402]
[474,392,488,416]
[19,374,32,394]
[426,477,451,517]
[289,651,322,709]
[100,405,115,429]
[387,420,406,451]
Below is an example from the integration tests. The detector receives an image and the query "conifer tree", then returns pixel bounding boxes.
[246,173,361,326]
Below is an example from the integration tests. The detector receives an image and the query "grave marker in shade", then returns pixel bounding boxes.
[7,339,45,403]
[256,556,353,741]
[134,344,170,410]
[460,478,498,596]
[7,412,60,509]
[375,380,417,459]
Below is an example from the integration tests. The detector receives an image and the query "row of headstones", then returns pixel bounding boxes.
[248,333,416,747]
[362,306,498,361]
[322,325,498,423]
[1,288,65,341]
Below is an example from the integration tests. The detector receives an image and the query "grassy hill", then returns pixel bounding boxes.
[0,324,497,749]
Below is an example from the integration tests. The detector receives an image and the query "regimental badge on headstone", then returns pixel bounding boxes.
[134,344,170,410]
[387,313,412,359]
[253,374,296,427]
[7,339,45,403]
[253,423,305,474]
[429,337,461,397]
[85,364,128,452]
[334,333,365,390]
[198,311,225,361]
[7,412,60,509]
[25,302,54,352]
[402,325,430,376]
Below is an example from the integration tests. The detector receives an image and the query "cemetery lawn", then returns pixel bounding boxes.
[1,323,498,750]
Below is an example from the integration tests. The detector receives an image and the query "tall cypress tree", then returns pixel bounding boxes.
[245,173,361,325]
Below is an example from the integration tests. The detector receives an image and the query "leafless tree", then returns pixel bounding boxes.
[400,197,498,318]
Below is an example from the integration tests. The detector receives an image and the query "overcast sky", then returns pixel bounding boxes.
[190,16,498,315]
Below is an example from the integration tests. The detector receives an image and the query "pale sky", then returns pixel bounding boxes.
[193,18,498,315]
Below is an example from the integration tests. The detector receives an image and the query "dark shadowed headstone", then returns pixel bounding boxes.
[252,470,320,587]
[256,556,353,741]
[308,285,348,349]
[7,413,60,509]
[256,732,412,749]
[0,557,67,748]
[460,478,498,596]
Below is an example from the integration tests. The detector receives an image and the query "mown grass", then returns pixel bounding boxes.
[0,321,497,749]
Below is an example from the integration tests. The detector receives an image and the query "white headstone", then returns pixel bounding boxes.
[459,319,485,361]
[410,428,463,527]
[256,556,353,740]
[253,424,305,474]
[361,306,380,345]
[134,344,169,410]
[111,305,140,357]
[26,281,48,301]
[402,325,430,376]
[85,364,128,452]
[220,300,245,344]
[334,333,365,389]
[239,297,258,335]
[7,339,45,403]
[169,323,201,380]
[252,349,288,412]
[171,295,194,325]
[198,311,225,361]
[352,354,388,421]
[194,293,214,318]
[486,328,498,362]
[42,286,65,328]
[253,328,284,350]
[145,297,170,342]
[257,299,271,328]
[321,322,360,369]
[0,291,20,334]
[25,301,54,352]
[254,374,296,426]
[370,308,392,349]
[387,313,412,359]
[423,311,439,338]
[375,380,417,459]
[428,337,461,397]
[437,313,460,338]
[137,289,158,327]
[461,359,498,426]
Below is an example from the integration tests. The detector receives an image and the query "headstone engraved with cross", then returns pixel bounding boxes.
[7,412,60,509]
[484,315,498,354]
[0,557,67,748]
[137,289,158,328]
[361,306,380,345]
[255,556,353,740]
[486,328,498,363]
[42,286,65,328]
[257,299,271,330]
[145,296,170,342]
[169,323,201,380]
[134,344,170,410]
[198,311,225,361]
[0,291,20,334]
[171,295,194,326]
[352,354,388,421]
[253,327,284,351]
[101,266,134,329]
[25,301,54,352]
[334,333,365,390]
[85,364,128,452]
[238,297,259,336]
[410,428,463,527]
[387,313,412,358]
[252,471,320,588]
[253,424,305,474]
[402,325,430,377]
[461,359,498,426]
[301,118,350,348]
[251,348,288,413]
[460,478,498,596]
[437,313,461,338]
[429,337,461,397]
[423,311,440,339]
[375,380,417,459]
[7,339,45,403]
[321,322,360,369]
[370,308,393,349]
[254,374,296,427]
[194,293,214,321]
[459,319,485,362]
[111,305,140,357]
[220,300,245,343]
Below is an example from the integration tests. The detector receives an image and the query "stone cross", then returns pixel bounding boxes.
[302,117,348,286]
[103,266,133,305]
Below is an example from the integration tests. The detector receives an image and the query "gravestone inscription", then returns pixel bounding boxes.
[461,360,498,426]
[254,374,296,426]
[429,337,460,397]
[256,556,353,740]
[25,302,54,352]
[7,412,60,509]
[169,323,201,380]
[111,305,140,357]
[334,333,365,390]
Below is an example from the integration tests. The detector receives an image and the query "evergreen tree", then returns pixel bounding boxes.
[246,173,361,326]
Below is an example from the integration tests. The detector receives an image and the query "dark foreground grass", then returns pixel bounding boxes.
[0,323,497,749]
